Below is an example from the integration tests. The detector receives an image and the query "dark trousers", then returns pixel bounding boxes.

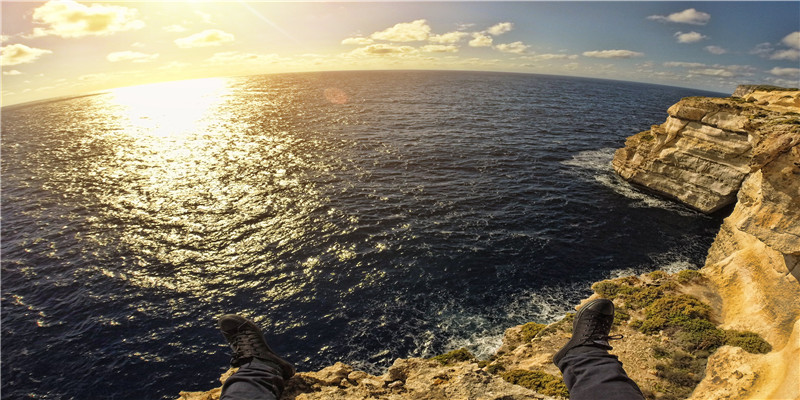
[221,346,644,400]
[220,359,284,400]
[556,346,645,400]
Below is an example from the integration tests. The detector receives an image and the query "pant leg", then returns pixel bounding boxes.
[220,358,285,400]
[555,346,644,400]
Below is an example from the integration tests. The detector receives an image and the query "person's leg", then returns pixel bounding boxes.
[553,298,644,400]
[218,314,295,400]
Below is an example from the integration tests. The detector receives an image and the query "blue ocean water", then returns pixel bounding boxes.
[1,71,724,399]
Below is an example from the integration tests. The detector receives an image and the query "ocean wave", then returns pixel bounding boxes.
[561,148,698,216]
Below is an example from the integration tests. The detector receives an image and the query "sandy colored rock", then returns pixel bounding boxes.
[613,87,800,213]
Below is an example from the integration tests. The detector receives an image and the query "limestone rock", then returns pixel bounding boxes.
[612,89,800,213]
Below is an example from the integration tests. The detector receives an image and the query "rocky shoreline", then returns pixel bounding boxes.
[179,86,799,400]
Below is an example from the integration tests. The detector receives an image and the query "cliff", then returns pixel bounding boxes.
[179,87,799,400]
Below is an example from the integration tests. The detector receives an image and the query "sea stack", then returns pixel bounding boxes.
[611,85,800,213]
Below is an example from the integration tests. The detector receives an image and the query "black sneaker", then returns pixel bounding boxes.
[218,314,296,380]
[552,298,623,365]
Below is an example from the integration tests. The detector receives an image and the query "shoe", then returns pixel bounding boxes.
[218,314,296,379]
[552,298,623,365]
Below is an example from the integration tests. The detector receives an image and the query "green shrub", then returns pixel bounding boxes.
[675,270,702,284]
[613,309,630,326]
[520,322,547,342]
[500,369,569,398]
[431,348,475,365]
[592,281,621,298]
[724,330,772,354]
[486,363,506,374]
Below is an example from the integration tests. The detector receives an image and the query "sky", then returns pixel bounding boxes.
[2,1,799,106]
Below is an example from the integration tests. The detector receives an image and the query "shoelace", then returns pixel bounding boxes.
[230,331,264,360]
[582,317,624,344]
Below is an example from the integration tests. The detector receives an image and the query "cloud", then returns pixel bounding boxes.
[664,61,707,68]
[341,37,374,45]
[428,31,468,44]
[689,68,736,77]
[195,10,214,24]
[30,0,144,38]
[530,53,579,61]
[421,44,458,53]
[487,22,514,36]
[348,44,418,57]
[752,37,800,61]
[705,46,727,55]
[106,51,159,63]
[469,33,493,47]
[206,51,284,64]
[1,35,10,43]
[647,8,710,25]
[782,32,800,49]
[582,49,644,59]
[3,69,22,76]
[1,44,52,66]
[174,29,234,48]
[770,49,800,61]
[769,67,800,77]
[163,25,188,33]
[675,31,707,44]
[370,20,430,42]
[495,41,529,54]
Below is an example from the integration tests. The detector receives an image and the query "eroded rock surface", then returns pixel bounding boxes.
[612,88,800,213]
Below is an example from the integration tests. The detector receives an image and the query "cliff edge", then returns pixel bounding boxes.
[614,85,799,399]
[179,87,799,400]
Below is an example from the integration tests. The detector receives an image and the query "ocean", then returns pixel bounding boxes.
[1,71,724,399]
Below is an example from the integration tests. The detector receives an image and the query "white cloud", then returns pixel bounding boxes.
[174,29,234,48]
[163,25,188,33]
[769,67,800,77]
[370,20,430,42]
[469,33,493,47]
[421,44,458,53]
[1,35,10,43]
[487,22,514,36]
[195,10,214,24]
[3,69,22,76]
[1,44,52,66]
[348,44,418,57]
[206,51,284,64]
[30,0,144,38]
[705,46,727,55]
[106,51,159,63]
[582,49,644,59]
[428,31,468,44]
[341,37,374,45]
[530,53,578,61]
[495,41,529,54]
[647,8,710,25]
[771,49,800,61]
[675,31,707,44]
[782,32,800,49]
[664,61,707,68]
[689,68,736,77]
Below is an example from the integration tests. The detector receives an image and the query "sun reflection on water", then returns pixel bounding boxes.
[89,77,326,298]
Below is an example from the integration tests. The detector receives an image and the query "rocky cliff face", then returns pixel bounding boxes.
[615,85,799,400]
[612,88,800,213]
[178,87,799,400]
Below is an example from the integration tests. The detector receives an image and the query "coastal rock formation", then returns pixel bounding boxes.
[615,85,799,400]
[688,144,800,400]
[179,86,799,400]
[612,87,800,213]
